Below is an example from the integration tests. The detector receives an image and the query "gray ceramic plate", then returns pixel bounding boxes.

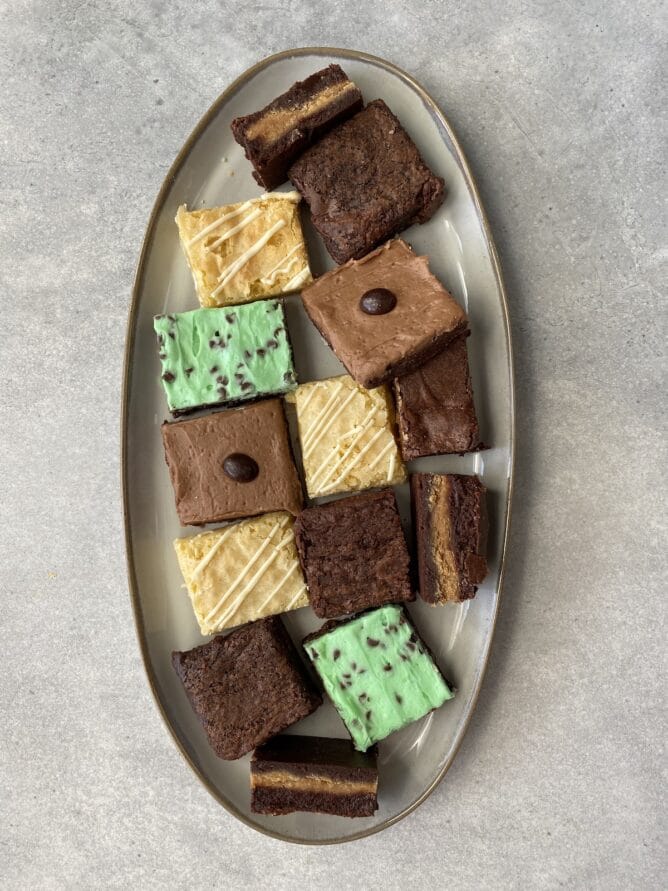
[122,47,514,844]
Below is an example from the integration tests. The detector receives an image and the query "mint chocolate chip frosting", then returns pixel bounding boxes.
[154,301,297,413]
[304,605,454,751]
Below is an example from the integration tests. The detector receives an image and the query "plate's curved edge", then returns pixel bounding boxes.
[121,46,515,846]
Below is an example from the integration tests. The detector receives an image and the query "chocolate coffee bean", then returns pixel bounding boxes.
[223,453,259,483]
[359,288,397,315]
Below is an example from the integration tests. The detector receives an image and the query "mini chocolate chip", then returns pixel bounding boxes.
[367,637,380,647]
[395,693,403,704]
[342,673,351,679]
[155,314,166,320]
[360,287,397,315]
[352,718,361,726]
[310,649,318,659]
[266,338,279,350]
[358,668,366,674]
[256,348,266,358]
[383,663,393,672]
[240,381,255,391]
[409,633,418,644]
[185,367,193,377]
[273,327,285,337]
[273,301,280,309]
[225,313,236,323]
[162,371,175,383]
[237,362,244,368]
[156,333,165,345]
[234,373,245,381]
[340,682,347,691]
[167,314,176,322]
[333,649,341,661]
[158,352,166,360]
[216,375,228,385]
[167,331,175,339]
[244,349,252,360]
[400,654,408,661]
[365,710,372,721]
[214,330,220,337]
[358,692,368,702]
[399,614,406,624]
[210,365,218,373]
[350,661,357,670]
[223,453,259,483]
[217,386,228,398]
[283,371,295,382]
[407,641,417,651]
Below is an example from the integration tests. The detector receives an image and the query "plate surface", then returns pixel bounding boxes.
[122,47,514,844]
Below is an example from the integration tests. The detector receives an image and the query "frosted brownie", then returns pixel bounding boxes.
[301,239,468,388]
[175,192,311,307]
[287,374,406,499]
[161,400,303,526]
[231,64,363,190]
[289,100,445,264]
[251,735,378,817]
[172,617,321,760]
[410,473,488,603]
[173,511,308,635]
[304,605,454,751]
[393,334,483,458]
[154,302,296,415]
[294,489,413,618]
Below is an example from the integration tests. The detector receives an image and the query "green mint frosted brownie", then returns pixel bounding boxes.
[303,605,454,751]
[154,301,297,415]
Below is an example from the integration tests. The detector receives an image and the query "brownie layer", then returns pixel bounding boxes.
[289,100,445,264]
[231,64,363,189]
[294,488,414,618]
[393,334,483,458]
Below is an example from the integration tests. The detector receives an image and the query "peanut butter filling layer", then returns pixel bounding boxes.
[251,769,377,796]
[428,476,460,602]
[245,81,357,143]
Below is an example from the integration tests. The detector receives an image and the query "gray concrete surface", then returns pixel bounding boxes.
[1,1,665,888]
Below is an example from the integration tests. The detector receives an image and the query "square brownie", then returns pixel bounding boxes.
[301,239,468,388]
[161,399,303,526]
[173,617,322,760]
[393,334,483,458]
[288,374,406,499]
[294,489,414,618]
[304,605,454,751]
[231,64,363,190]
[289,99,445,264]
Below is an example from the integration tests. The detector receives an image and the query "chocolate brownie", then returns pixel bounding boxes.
[393,334,483,459]
[172,617,322,760]
[289,99,445,264]
[294,488,414,618]
[251,735,378,817]
[161,400,303,526]
[410,473,488,603]
[231,65,363,190]
[300,239,468,388]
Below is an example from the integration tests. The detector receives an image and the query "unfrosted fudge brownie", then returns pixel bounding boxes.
[174,511,308,634]
[172,617,322,760]
[301,239,468,388]
[161,400,303,526]
[251,735,378,817]
[175,192,311,307]
[410,473,488,603]
[231,65,363,189]
[154,301,297,415]
[289,99,445,263]
[393,334,483,458]
[304,605,454,751]
[294,489,413,618]
[288,374,406,499]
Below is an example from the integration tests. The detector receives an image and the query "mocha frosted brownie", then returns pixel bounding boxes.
[251,735,378,817]
[393,334,483,459]
[289,100,445,263]
[410,473,488,603]
[231,65,363,189]
[300,239,468,388]
[172,617,322,760]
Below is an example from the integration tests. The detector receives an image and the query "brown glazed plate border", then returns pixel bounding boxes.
[121,46,515,845]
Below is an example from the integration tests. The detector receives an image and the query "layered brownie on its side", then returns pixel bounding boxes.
[410,473,488,603]
[251,735,378,817]
[172,617,322,760]
[393,334,483,459]
[231,65,363,189]
[294,489,413,618]
[300,239,468,388]
[289,100,445,264]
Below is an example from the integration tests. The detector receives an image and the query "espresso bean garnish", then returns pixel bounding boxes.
[223,453,259,483]
[360,287,397,315]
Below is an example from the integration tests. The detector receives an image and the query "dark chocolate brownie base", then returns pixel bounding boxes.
[251,787,378,818]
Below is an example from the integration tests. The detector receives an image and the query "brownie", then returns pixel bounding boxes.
[172,617,322,760]
[251,735,378,817]
[294,489,414,618]
[410,473,488,603]
[393,334,483,458]
[161,400,303,526]
[289,99,445,264]
[231,64,363,189]
[300,239,468,388]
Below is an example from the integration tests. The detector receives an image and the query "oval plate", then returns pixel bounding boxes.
[122,47,514,845]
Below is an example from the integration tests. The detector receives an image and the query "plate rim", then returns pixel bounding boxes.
[121,45,516,845]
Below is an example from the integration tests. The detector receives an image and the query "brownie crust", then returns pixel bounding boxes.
[172,617,322,760]
[231,64,363,189]
[289,99,445,264]
[294,488,414,618]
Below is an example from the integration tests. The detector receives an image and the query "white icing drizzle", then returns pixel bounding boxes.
[295,382,321,417]
[283,266,311,291]
[283,583,307,611]
[187,201,253,247]
[260,243,302,285]
[254,561,300,614]
[387,451,396,483]
[190,526,235,579]
[365,438,395,472]
[320,427,386,493]
[303,387,358,459]
[301,381,345,448]
[211,219,286,297]
[202,517,288,626]
[207,208,262,251]
[259,190,302,203]
[309,408,377,489]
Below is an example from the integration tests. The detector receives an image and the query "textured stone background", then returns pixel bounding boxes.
[1,1,665,888]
